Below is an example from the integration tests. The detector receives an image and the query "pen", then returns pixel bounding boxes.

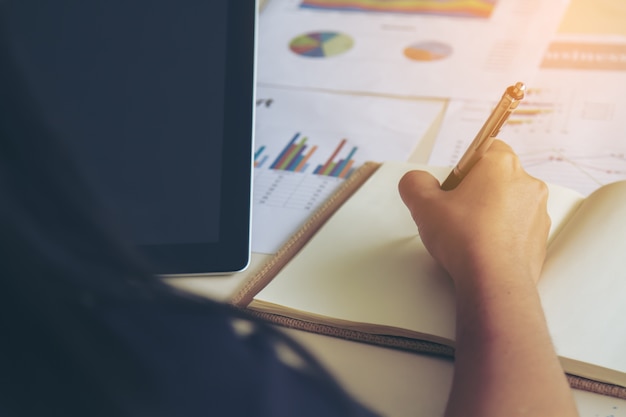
[440,82,526,191]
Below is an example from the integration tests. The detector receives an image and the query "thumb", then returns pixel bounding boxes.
[398,170,441,216]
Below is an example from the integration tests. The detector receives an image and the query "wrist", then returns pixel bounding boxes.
[450,255,540,297]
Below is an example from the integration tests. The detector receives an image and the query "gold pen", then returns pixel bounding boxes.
[440,82,526,191]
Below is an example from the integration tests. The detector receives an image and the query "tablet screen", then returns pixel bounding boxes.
[5,1,256,274]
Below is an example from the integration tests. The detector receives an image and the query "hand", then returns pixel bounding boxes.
[398,140,551,288]
[400,142,577,417]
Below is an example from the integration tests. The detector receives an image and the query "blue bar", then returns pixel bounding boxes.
[329,146,357,177]
[285,146,307,171]
[254,145,266,160]
[270,132,300,169]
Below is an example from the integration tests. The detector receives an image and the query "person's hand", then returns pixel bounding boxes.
[398,140,551,289]
[401,141,578,417]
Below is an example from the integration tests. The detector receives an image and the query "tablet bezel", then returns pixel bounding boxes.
[140,1,256,275]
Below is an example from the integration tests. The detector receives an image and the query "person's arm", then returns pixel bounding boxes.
[398,140,579,417]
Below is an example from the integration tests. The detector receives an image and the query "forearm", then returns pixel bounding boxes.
[445,271,579,417]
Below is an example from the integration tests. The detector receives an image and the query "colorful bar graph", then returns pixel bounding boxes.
[269,132,316,173]
[257,133,359,178]
[314,138,358,179]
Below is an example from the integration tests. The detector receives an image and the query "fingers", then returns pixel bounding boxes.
[488,138,514,153]
[472,139,519,173]
[397,140,530,221]
[397,140,552,285]
[459,139,524,188]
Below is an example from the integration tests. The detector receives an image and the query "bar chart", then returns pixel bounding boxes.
[268,133,315,172]
[255,133,359,179]
[250,85,444,254]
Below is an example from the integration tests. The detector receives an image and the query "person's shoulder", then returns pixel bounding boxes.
[101,296,381,417]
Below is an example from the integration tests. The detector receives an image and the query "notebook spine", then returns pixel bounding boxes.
[231,161,381,307]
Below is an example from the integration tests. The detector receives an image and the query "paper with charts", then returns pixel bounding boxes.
[252,86,444,254]
[429,0,626,196]
[257,0,569,100]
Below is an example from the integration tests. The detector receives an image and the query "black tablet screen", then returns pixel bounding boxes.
[7,1,227,245]
[5,1,254,273]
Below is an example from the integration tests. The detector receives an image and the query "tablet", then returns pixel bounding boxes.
[5,1,257,275]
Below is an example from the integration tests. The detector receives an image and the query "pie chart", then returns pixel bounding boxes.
[404,41,452,61]
[289,31,354,58]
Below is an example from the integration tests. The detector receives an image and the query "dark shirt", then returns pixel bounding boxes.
[99,299,380,417]
[0,3,380,416]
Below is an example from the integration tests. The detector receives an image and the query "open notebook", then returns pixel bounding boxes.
[233,161,626,399]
